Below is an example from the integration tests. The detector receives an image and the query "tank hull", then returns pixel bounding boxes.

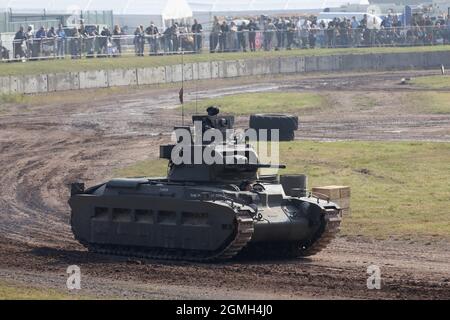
[69,179,342,261]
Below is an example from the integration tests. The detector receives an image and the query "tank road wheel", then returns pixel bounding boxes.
[249,114,299,141]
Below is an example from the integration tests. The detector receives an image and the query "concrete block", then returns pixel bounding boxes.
[0,76,10,95]
[217,61,226,78]
[47,72,80,92]
[341,54,379,72]
[166,64,183,83]
[137,66,166,85]
[79,70,108,89]
[249,59,271,75]
[280,57,298,74]
[191,63,199,80]
[26,74,48,94]
[421,51,449,69]
[183,63,194,81]
[11,74,47,94]
[297,56,306,72]
[108,69,137,87]
[223,60,239,78]
[304,56,317,72]
[211,61,220,78]
[9,76,23,94]
[198,62,211,80]
[236,60,250,77]
[268,58,280,74]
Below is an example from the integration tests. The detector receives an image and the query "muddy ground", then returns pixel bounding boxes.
[0,70,449,299]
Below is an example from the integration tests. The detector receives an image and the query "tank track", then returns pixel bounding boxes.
[297,208,342,257]
[238,208,342,259]
[82,211,255,262]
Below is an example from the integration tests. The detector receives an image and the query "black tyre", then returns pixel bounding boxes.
[249,114,299,131]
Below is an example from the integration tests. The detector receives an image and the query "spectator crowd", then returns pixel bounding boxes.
[7,13,450,61]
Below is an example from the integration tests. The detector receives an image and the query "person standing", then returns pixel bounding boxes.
[56,24,66,58]
[85,29,96,58]
[275,18,285,50]
[210,20,221,53]
[134,26,145,56]
[238,21,248,52]
[351,16,360,47]
[34,26,46,58]
[112,25,122,57]
[286,18,295,50]
[145,22,159,55]
[219,21,229,52]
[191,19,203,53]
[14,26,27,59]
[70,27,81,59]
[229,21,239,52]
[163,25,174,54]
[247,19,258,52]
[263,18,276,51]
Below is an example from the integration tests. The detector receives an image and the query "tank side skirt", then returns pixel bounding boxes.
[79,209,255,262]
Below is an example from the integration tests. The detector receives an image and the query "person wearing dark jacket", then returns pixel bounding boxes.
[219,21,229,52]
[14,26,27,58]
[238,21,248,52]
[134,26,145,56]
[55,24,66,58]
[247,19,259,51]
[99,27,111,57]
[191,19,203,52]
[145,22,159,55]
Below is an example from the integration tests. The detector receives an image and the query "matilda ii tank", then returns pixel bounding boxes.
[69,108,342,261]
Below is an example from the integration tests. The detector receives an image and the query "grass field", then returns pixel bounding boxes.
[403,92,450,114]
[1,45,450,77]
[183,92,328,115]
[412,74,450,89]
[183,88,450,116]
[0,281,86,300]
[116,141,450,240]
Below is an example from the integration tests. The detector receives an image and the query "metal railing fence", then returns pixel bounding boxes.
[1,26,450,62]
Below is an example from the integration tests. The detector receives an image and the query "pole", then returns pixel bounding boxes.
[181,51,184,126]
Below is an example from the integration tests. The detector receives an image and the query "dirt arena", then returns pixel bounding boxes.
[0,70,449,299]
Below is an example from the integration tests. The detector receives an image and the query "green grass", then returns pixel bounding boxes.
[116,159,168,178]
[0,281,87,300]
[402,91,450,114]
[1,45,450,77]
[0,93,27,104]
[183,92,327,115]
[116,141,450,240]
[412,75,450,89]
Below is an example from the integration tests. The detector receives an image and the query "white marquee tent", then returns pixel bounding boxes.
[188,0,370,12]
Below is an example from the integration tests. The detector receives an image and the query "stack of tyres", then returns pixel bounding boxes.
[249,114,298,141]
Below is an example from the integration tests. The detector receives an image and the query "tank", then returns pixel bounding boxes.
[69,111,342,261]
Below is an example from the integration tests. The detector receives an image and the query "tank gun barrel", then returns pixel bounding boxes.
[225,164,286,169]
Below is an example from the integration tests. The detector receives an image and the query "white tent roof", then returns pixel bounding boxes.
[3,0,193,20]
[188,0,370,12]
